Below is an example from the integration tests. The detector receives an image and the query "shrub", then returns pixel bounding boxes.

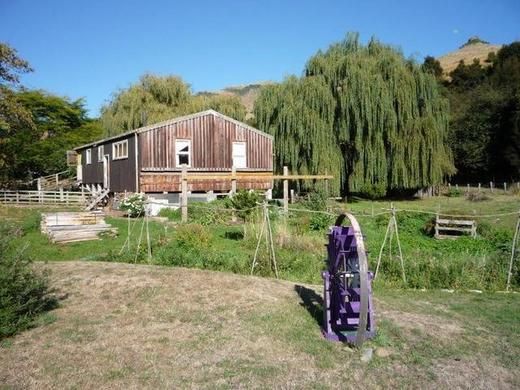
[227,190,261,222]
[358,183,387,199]
[0,225,57,339]
[446,187,462,197]
[309,213,333,231]
[175,223,212,249]
[302,190,327,211]
[466,191,490,202]
[120,194,146,217]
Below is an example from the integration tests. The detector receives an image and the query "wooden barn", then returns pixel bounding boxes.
[73,110,274,202]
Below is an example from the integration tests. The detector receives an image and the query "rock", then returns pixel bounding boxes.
[375,347,393,358]
[360,348,373,363]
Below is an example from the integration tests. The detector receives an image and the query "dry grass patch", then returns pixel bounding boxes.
[0,261,517,389]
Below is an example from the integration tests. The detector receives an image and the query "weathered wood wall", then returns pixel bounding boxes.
[139,172,272,192]
[139,112,273,171]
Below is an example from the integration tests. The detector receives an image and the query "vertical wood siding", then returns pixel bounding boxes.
[139,113,273,171]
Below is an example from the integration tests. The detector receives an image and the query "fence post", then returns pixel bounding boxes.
[181,165,188,223]
[504,182,507,192]
[467,183,470,194]
[283,166,289,214]
[478,183,481,193]
[16,191,19,205]
[55,173,59,187]
[290,189,295,204]
[490,181,494,193]
[59,187,64,202]
[230,166,237,222]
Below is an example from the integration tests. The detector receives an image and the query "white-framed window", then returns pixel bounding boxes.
[86,149,92,164]
[113,140,128,160]
[97,145,104,162]
[232,141,247,168]
[175,139,191,167]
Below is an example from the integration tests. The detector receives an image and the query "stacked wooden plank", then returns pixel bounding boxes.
[41,212,117,243]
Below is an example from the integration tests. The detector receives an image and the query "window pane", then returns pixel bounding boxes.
[179,154,189,165]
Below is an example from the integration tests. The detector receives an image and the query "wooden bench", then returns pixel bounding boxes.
[435,216,477,239]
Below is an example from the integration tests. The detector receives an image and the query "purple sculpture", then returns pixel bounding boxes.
[322,213,375,346]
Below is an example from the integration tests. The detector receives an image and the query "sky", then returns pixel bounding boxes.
[1,0,519,116]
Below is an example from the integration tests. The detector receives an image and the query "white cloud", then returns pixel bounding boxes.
[452,29,459,34]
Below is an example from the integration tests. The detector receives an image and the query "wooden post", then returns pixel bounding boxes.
[231,166,237,222]
[283,166,289,214]
[55,173,59,187]
[290,189,295,204]
[490,181,494,193]
[16,191,19,205]
[467,183,470,194]
[231,166,237,195]
[478,183,481,192]
[59,187,64,202]
[181,165,188,223]
[504,182,507,192]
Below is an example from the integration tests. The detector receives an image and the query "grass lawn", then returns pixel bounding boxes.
[0,261,518,389]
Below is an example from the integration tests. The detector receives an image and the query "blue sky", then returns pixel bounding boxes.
[1,0,519,116]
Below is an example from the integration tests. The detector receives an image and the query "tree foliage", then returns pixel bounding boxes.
[101,74,247,136]
[254,34,453,196]
[1,90,102,183]
[444,41,520,182]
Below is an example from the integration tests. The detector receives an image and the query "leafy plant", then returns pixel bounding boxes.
[0,224,57,339]
[120,194,146,217]
[226,190,260,222]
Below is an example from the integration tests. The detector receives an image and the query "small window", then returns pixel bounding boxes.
[232,142,247,168]
[175,139,191,167]
[97,145,104,162]
[86,149,92,164]
[113,140,128,160]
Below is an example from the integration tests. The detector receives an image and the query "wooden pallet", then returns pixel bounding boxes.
[435,216,476,239]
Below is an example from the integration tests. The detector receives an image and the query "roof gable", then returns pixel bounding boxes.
[75,110,272,151]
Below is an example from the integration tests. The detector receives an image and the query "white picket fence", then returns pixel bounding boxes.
[0,190,87,207]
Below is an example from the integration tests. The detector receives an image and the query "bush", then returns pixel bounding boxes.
[302,190,327,211]
[120,194,146,217]
[358,183,387,199]
[446,187,462,197]
[175,223,212,249]
[309,213,333,231]
[466,191,490,202]
[227,190,261,222]
[0,225,57,339]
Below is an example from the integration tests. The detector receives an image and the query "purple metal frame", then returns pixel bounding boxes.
[322,224,376,343]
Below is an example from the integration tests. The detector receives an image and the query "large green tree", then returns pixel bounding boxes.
[101,74,247,136]
[0,43,35,171]
[1,90,103,183]
[254,34,453,196]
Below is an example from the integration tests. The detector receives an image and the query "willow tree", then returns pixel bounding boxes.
[254,34,454,196]
[101,74,246,136]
